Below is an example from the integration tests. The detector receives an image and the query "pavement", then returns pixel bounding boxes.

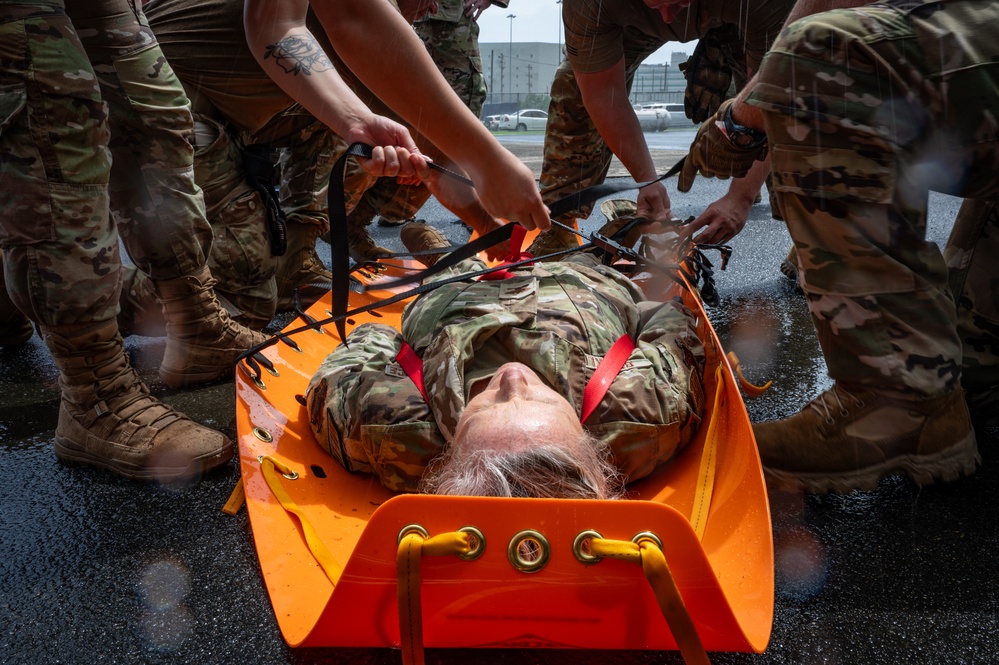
[1,135,997,665]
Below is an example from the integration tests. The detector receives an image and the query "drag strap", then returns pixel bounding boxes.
[580,334,636,424]
[397,530,475,665]
[259,455,343,585]
[589,536,711,665]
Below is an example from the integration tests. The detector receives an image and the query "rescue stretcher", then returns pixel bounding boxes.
[230,230,775,662]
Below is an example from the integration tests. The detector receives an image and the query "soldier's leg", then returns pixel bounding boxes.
[533,29,663,257]
[0,4,230,480]
[68,0,270,382]
[0,253,33,347]
[745,2,999,492]
[945,198,999,426]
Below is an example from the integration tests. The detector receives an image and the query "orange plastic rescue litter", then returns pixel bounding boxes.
[233,242,774,658]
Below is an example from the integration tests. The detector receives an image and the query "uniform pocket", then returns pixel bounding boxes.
[770,143,897,204]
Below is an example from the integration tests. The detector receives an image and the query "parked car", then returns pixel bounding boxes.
[497,108,548,131]
[632,104,671,132]
[483,114,502,131]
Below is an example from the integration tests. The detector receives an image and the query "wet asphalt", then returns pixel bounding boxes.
[1,138,997,665]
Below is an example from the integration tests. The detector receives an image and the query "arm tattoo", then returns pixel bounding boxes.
[263,34,334,76]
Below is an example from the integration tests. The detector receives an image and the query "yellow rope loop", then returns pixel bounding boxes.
[420,531,473,558]
[396,529,477,665]
[589,537,641,563]
[259,455,343,585]
[726,351,772,397]
[585,537,711,665]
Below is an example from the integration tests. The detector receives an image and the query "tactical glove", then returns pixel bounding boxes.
[678,24,745,123]
[677,99,767,193]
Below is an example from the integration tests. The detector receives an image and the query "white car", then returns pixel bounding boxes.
[484,114,502,130]
[497,109,548,131]
[632,104,671,132]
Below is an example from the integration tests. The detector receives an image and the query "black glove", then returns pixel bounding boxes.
[677,99,768,193]
[678,24,747,123]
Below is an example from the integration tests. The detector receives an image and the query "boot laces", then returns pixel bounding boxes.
[89,346,182,428]
[807,385,867,424]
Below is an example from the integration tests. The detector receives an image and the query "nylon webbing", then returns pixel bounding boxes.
[397,530,474,665]
[589,537,711,665]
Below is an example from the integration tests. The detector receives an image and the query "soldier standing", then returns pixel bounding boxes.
[682,0,999,493]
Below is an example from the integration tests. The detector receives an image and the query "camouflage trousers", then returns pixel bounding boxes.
[540,30,666,222]
[0,0,211,329]
[747,0,999,397]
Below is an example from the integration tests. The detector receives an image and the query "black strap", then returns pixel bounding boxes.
[241,144,288,256]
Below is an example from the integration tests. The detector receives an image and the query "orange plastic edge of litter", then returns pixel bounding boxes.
[234,248,774,653]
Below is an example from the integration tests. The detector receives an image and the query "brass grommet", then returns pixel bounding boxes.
[265,366,280,377]
[252,375,266,390]
[507,530,550,574]
[632,531,663,551]
[458,526,486,561]
[398,524,429,546]
[572,530,604,565]
[252,427,273,443]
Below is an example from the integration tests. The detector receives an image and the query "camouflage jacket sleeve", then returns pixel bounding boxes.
[305,323,446,493]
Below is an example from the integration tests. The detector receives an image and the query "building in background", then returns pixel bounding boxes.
[479,42,690,122]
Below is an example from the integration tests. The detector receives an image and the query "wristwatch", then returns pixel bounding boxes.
[719,103,768,149]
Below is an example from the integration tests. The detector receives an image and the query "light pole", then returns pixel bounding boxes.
[507,13,516,101]
[556,1,562,59]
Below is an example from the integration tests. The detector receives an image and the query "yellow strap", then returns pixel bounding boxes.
[590,538,711,665]
[260,455,343,585]
[727,351,772,397]
[689,364,723,540]
[397,531,472,665]
[222,477,246,515]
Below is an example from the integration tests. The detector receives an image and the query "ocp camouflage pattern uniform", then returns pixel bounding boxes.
[746,0,999,399]
[542,0,795,222]
[306,253,706,492]
[0,0,213,330]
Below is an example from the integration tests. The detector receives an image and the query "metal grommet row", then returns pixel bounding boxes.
[507,530,550,574]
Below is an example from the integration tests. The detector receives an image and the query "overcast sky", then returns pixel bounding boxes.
[475,2,697,64]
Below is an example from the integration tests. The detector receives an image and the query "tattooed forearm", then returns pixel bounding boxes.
[263,34,334,76]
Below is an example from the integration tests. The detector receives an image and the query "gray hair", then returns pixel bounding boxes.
[419,433,624,499]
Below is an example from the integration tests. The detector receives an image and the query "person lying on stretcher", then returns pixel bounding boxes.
[306,207,706,499]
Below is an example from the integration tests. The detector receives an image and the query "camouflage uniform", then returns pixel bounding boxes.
[306,253,706,493]
[746,0,999,399]
[0,0,212,329]
[543,0,794,222]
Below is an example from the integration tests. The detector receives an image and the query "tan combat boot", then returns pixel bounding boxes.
[347,218,392,263]
[44,321,233,482]
[526,219,581,260]
[754,383,980,494]
[400,221,451,268]
[275,221,333,311]
[779,245,800,283]
[154,266,270,388]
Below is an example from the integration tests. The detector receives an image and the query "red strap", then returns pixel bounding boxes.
[478,224,533,281]
[397,333,636,427]
[396,342,429,403]
[580,334,636,424]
